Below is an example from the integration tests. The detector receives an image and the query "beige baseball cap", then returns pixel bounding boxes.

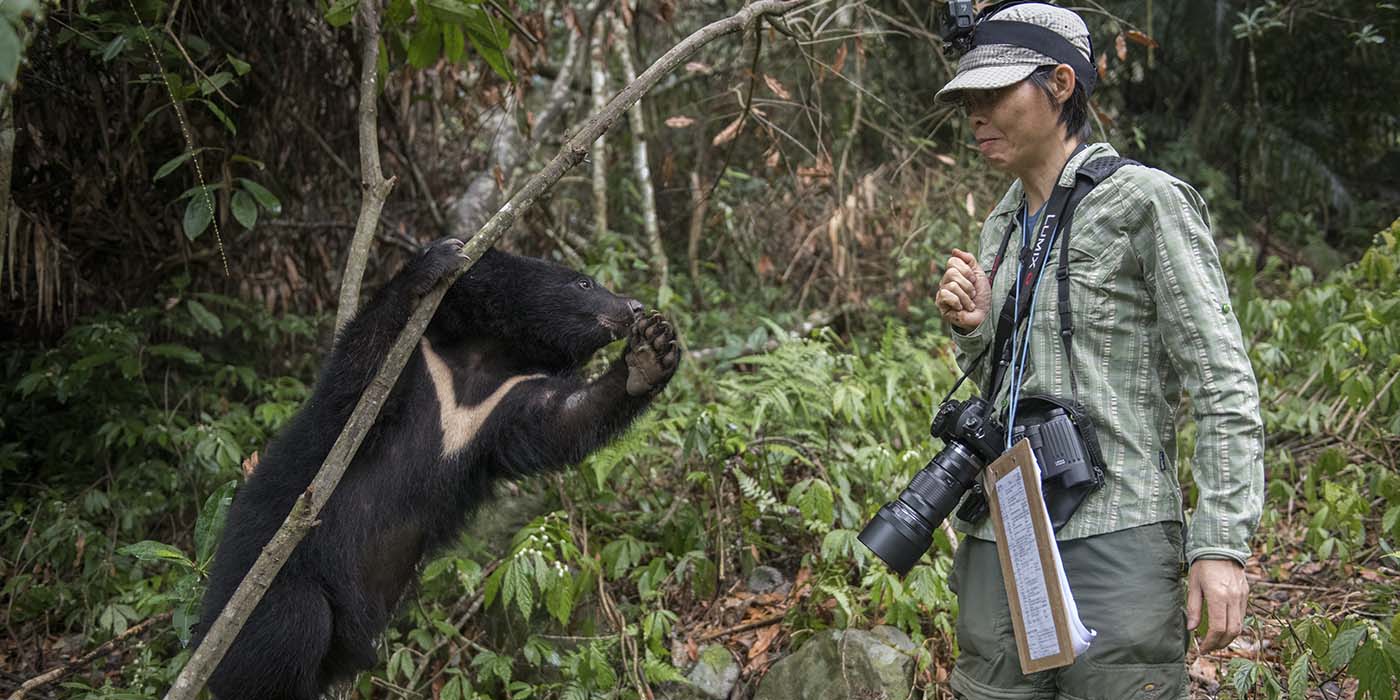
[934,3,1093,104]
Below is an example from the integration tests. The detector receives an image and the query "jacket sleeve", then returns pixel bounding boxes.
[1127,174,1265,566]
[949,214,1009,395]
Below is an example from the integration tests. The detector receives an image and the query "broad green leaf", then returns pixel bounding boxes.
[198,71,233,95]
[148,344,204,365]
[1352,641,1392,700]
[231,190,258,230]
[1287,651,1311,700]
[408,23,443,69]
[100,32,128,64]
[561,682,587,700]
[99,604,128,635]
[325,0,358,27]
[462,10,514,81]
[427,0,481,21]
[1227,658,1257,695]
[545,573,575,624]
[71,351,117,372]
[238,178,281,215]
[443,24,466,64]
[228,54,251,75]
[230,154,266,169]
[440,676,470,700]
[195,480,238,565]
[202,99,236,135]
[386,0,414,25]
[119,540,194,568]
[187,299,223,334]
[154,149,203,181]
[172,594,199,646]
[178,182,225,200]
[183,188,215,240]
[1328,625,1367,670]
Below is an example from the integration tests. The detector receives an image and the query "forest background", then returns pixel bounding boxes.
[1,0,1398,698]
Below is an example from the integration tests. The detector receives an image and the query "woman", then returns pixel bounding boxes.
[931,3,1265,698]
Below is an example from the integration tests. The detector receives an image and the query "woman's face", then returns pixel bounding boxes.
[961,75,1067,175]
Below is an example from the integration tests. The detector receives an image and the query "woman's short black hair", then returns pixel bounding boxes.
[1027,65,1091,142]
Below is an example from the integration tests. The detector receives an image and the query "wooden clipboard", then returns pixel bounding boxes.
[983,438,1078,673]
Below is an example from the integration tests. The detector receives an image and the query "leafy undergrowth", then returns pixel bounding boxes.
[3,225,1399,699]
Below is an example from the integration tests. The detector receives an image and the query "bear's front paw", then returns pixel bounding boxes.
[407,237,468,294]
[625,312,679,397]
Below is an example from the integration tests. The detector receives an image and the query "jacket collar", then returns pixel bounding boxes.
[985,141,1119,220]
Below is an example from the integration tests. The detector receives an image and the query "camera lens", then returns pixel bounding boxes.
[858,442,984,575]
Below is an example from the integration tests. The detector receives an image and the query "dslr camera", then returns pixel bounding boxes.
[858,395,1104,576]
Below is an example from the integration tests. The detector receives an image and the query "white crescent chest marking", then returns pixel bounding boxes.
[420,338,545,458]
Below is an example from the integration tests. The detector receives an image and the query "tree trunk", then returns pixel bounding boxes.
[612,10,668,295]
[589,11,610,238]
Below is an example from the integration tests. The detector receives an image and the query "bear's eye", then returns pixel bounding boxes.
[577,279,594,290]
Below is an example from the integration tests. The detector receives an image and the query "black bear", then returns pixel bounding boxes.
[195,239,678,700]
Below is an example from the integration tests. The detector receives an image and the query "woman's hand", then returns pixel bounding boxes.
[937,248,992,332]
[1187,559,1249,652]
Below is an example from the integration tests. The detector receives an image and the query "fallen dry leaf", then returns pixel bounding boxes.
[685,61,712,75]
[935,153,956,167]
[665,115,696,128]
[764,74,792,100]
[1189,656,1218,686]
[1125,29,1160,49]
[1116,33,1128,61]
[748,624,780,661]
[964,192,976,218]
[712,116,744,146]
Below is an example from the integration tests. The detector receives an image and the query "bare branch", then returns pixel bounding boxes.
[335,0,397,334]
[8,612,173,700]
[161,3,811,698]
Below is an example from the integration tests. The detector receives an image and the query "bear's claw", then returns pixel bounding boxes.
[625,312,679,396]
[408,238,468,294]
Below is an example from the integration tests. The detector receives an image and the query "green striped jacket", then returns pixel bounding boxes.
[950,142,1265,565]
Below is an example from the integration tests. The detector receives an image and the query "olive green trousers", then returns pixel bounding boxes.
[948,522,1189,700]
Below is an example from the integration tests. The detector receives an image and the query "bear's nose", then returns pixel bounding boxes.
[627,299,645,318]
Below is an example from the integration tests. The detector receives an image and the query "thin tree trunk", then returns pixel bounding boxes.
[335,0,396,334]
[161,4,810,698]
[0,87,14,275]
[687,170,709,306]
[589,11,610,238]
[612,10,668,295]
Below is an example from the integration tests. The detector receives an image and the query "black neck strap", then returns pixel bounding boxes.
[984,177,1078,401]
[973,20,1097,95]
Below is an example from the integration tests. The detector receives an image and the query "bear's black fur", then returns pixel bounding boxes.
[195,240,678,700]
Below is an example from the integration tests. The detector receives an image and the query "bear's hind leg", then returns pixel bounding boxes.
[321,611,383,683]
[207,582,333,700]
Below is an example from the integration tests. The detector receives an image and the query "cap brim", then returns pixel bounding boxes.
[935,63,1039,103]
